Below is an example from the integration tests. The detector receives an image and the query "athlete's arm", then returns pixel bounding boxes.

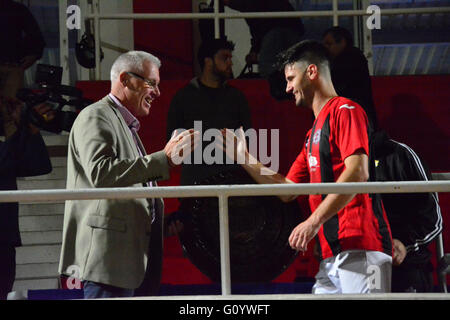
[220,127,297,202]
[288,152,369,251]
[241,151,297,203]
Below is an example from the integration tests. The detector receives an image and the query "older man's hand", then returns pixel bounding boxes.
[164,129,200,167]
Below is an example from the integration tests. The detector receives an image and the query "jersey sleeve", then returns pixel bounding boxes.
[334,102,369,160]
[286,132,310,183]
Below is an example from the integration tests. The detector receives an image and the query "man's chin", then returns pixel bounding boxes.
[137,105,151,117]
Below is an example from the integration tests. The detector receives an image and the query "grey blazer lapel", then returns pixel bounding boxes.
[105,95,141,159]
[134,132,148,156]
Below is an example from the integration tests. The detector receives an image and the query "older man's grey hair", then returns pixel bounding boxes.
[110,51,161,83]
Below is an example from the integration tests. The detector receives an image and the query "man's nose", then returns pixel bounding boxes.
[286,83,292,93]
[151,85,160,98]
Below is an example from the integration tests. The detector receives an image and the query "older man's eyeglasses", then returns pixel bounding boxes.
[126,72,159,90]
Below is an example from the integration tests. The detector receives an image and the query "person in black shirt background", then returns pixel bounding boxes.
[372,131,443,292]
[322,26,378,131]
[167,38,251,186]
[0,96,53,299]
[0,0,46,98]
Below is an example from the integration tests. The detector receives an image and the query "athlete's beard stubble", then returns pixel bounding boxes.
[296,68,314,110]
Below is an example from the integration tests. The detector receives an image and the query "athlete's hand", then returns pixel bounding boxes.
[392,238,407,266]
[219,126,248,164]
[288,217,321,252]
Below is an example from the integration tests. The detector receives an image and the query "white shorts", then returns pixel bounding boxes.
[312,250,392,294]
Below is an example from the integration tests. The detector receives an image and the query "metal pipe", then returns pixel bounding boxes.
[214,0,220,39]
[432,173,450,180]
[1,181,449,203]
[435,234,448,293]
[218,195,231,295]
[58,0,70,85]
[93,0,101,80]
[333,0,339,26]
[83,7,450,21]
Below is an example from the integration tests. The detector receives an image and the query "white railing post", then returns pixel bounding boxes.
[218,194,231,295]
[58,0,70,85]
[362,0,374,75]
[93,0,101,80]
[214,0,220,39]
[332,0,339,26]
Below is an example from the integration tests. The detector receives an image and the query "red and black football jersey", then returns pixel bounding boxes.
[287,97,392,260]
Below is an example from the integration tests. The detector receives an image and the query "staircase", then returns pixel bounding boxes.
[14,135,68,292]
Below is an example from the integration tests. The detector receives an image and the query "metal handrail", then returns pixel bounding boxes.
[81,2,450,79]
[1,181,449,203]
[1,180,449,295]
[84,7,450,20]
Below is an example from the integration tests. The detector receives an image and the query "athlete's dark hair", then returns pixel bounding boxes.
[322,26,354,47]
[198,38,235,70]
[276,40,331,71]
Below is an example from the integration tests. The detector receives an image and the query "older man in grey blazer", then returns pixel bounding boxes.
[58,51,197,299]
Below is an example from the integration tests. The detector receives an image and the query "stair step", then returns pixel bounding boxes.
[12,278,60,291]
[20,203,65,216]
[16,245,61,264]
[42,135,69,146]
[19,167,66,181]
[17,179,66,190]
[20,231,62,245]
[50,157,67,168]
[15,263,59,280]
[19,215,64,232]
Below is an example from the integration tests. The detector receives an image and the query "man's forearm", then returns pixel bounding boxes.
[241,151,297,202]
[307,153,369,228]
[308,192,356,227]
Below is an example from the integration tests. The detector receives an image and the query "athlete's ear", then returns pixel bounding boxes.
[307,64,319,80]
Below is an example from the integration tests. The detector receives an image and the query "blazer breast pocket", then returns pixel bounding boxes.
[86,215,127,233]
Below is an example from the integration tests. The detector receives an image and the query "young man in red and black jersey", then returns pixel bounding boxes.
[221,40,393,294]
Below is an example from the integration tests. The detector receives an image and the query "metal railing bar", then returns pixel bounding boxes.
[432,173,450,180]
[84,7,450,21]
[1,181,449,203]
[6,180,449,296]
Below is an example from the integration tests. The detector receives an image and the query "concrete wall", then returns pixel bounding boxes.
[224,6,253,78]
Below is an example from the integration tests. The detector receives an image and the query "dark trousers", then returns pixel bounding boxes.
[392,264,434,293]
[83,281,134,299]
[134,207,164,297]
[0,245,16,300]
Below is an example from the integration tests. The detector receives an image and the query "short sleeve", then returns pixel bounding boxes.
[334,103,369,160]
[286,132,310,183]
